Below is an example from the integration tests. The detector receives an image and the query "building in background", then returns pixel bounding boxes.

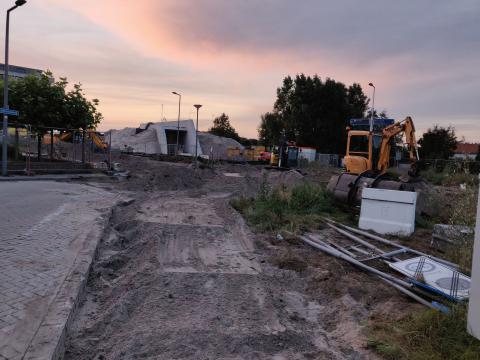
[108,120,203,156]
[453,143,480,160]
[0,64,52,82]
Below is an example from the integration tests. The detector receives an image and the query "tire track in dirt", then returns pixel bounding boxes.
[65,165,378,359]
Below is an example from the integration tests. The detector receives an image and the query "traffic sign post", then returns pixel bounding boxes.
[0,108,19,116]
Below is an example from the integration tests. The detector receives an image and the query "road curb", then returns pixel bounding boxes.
[0,174,108,182]
[22,198,128,360]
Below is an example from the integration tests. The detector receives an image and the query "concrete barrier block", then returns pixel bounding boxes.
[359,188,417,236]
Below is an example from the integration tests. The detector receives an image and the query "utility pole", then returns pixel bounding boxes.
[193,104,202,166]
[2,0,27,176]
[108,130,112,170]
[368,82,375,133]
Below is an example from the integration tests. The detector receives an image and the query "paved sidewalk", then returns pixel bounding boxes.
[0,181,121,359]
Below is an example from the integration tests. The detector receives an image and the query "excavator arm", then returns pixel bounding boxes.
[88,131,108,151]
[377,116,419,172]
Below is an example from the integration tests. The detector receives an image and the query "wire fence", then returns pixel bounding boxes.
[420,158,480,175]
[1,124,110,174]
[5,125,475,176]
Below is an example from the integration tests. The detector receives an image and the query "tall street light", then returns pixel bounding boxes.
[2,0,27,177]
[172,91,181,155]
[368,82,375,133]
[193,104,202,165]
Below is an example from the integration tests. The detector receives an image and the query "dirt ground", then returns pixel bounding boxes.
[64,156,420,360]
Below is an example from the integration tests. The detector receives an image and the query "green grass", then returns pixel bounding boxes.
[369,183,479,360]
[368,305,480,360]
[445,185,478,274]
[421,168,479,187]
[230,180,349,232]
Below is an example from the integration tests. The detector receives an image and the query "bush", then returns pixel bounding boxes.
[231,181,345,232]
[446,185,478,273]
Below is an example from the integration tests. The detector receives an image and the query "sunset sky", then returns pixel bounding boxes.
[3,0,479,141]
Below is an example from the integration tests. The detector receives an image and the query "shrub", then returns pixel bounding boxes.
[231,182,344,232]
[446,185,478,273]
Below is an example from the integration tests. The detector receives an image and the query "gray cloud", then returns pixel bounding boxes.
[4,0,479,140]
[153,0,480,139]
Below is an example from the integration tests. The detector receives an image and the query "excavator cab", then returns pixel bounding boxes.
[344,130,384,174]
[329,117,419,205]
[344,130,372,174]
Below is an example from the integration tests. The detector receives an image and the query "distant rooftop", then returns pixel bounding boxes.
[455,143,479,154]
[0,64,43,76]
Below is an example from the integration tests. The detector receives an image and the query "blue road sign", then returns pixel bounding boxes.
[0,108,19,116]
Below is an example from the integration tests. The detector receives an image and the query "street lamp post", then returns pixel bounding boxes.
[193,104,202,166]
[368,82,375,133]
[172,91,181,155]
[2,0,26,177]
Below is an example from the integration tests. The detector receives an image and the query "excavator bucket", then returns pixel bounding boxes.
[327,173,414,206]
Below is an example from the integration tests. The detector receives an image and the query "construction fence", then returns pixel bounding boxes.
[1,124,110,174]
[121,142,241,162]
[420,158,480,175]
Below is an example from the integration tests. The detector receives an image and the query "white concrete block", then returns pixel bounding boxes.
[359,188,417,236]
[468,175,480,339]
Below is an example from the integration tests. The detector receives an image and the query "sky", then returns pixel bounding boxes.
[2,0,479,141]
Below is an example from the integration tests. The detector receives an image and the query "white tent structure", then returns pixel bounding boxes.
[108,120,202,156]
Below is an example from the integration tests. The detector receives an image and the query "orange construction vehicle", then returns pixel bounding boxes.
[330,116,420,205]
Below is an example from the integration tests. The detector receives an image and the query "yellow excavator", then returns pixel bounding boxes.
[89,131,109,151]
[329,116,420,205]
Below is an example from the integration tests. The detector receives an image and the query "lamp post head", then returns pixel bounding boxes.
[194,104,202,110]
[172,91,180,96]
[368,82,375,88]
[15,0,27,6]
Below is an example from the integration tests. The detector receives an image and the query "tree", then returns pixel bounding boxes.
[63,83,103,130]
[0,71,103,160]
[258,112,283,147]
[258,74,370,153]
[418,125,458,159]
[365,109,389,119]
[238,137,259,146]
[0,71,102,131]
[4,72,67,130]
[209,113,239,140]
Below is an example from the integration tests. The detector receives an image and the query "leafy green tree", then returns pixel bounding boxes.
[258,112,283,147]
[4,72,66,130]
[0,71,103,160]
[209,113,239,140]
[258,74,370,153]
[63,83,103,130]
[418,125,458,159]
[238,137,259,146]
[365,109,388,119]
[0,71,102,131]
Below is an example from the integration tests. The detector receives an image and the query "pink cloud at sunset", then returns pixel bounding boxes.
[2,0,479,141]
